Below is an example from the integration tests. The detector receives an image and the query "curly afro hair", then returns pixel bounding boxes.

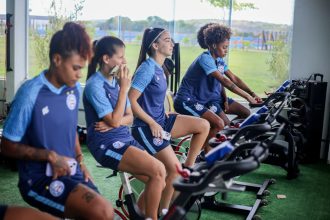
[204,24,232,49]
[197,23,216,49]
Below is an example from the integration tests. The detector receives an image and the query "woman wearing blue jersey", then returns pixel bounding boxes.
[0,22,113,220]
[196,23,262,125]
[128,28,210,212]
[84,36,166,220]
[174,23,259,153]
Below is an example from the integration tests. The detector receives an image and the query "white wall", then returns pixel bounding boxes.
[290,0,330,160]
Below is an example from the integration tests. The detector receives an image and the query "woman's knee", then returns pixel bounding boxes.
[165,164,180,181]
[241,108,251,118]
[211,118,225,131]
[148,160,166,187]
[198,118,210,133]
[87,197,114,220]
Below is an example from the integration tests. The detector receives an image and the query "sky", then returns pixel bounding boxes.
[1,0,295,25]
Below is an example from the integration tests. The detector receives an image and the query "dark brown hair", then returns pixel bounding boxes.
[49,22,92,62]
[204,24,232,49]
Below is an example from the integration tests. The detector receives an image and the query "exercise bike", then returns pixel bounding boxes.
[165,123,284,220]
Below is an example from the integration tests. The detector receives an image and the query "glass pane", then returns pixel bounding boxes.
[228,0,295,98]
[0,0,6,77]
[28,0,174,83]
[174,0,230,79]
[27,0,295,93]
[84,0,174,78]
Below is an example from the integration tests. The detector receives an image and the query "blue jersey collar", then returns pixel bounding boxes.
[149,57,163,70]
[40,70,67,95]
[96,71,117,88]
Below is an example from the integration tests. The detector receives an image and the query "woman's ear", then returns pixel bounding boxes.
[102,54,110,64]
[52,54,62,67]
[152,42,158,50]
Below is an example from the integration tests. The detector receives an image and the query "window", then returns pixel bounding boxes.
[0,0,6,78]
[27,0,295,92]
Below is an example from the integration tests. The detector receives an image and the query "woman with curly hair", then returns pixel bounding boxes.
[174,23,260,153]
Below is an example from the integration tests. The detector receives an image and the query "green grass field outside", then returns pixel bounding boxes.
[0,36,285,97]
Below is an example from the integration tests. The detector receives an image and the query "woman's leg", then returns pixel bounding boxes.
[64,184,114,220]
[155,147,181,213]
[226,101,250,119]
[170,115,210,166]
[4,206,58,220]
[218,111,231,126]
[118,147,166,220]
[201,110,225,153]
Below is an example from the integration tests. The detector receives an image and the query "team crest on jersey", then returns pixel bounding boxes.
[49,180,65,197]
[153,137,163,146]
[194,103,204,111]
[113,141,125,149]
[209,105,218,113]
[66,93,76,110]
[218,65,225,74]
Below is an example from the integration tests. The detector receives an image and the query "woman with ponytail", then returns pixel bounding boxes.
[128,28,210,213]
[1,22,114,219]
[83,36,166,220]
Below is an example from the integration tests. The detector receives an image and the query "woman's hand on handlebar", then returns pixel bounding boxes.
[247,96,258,104]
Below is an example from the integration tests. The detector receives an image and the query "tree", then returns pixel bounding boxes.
[203,0,257,11]
[32,0,86,69]
[266,40,290,83]
[202,0,257,23]
[146,16,168,29]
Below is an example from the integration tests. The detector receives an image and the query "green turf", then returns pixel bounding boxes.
[1,145,330,219]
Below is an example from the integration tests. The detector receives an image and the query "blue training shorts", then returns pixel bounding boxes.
[89,139,144,171]
[174,98,234,116]
[131,114,177,156]
[19,172,98,218]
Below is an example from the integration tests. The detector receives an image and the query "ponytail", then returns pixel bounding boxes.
[136,28,151,71]
[87,40,99,80]
[135,27,165,72]
[86,36,125,81]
